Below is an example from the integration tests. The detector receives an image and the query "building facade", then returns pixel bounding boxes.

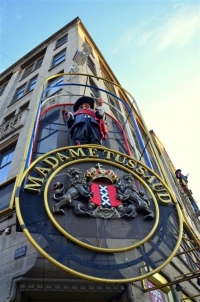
[0,17,199,302]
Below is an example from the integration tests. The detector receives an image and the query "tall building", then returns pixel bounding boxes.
[0,17,199,302]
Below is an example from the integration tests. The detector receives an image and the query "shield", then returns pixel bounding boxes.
[90,183,121,208]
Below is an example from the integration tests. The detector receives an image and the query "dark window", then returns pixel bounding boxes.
[0,179,16,212]
[108,95,123,124]
[52,49,66,68]
[34,57,43,69]
[2,111,16,124]
[11,76,38,103]
[0,82,8,96]
[0,146,15,183]
[19,101,30,111]
[22,57,43,78]
[12,84,26,102]
[0,73,13,96]
[33,106,70,160]
[89,79,100,98]
[46,76,63,97]
[27,76,37,92]
[56,34,68,48]
[103,78,116,95]
[87,56,97,75]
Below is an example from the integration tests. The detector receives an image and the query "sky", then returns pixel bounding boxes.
[0,0,200,206]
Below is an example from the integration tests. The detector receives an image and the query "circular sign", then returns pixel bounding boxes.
[15,146,183,283]
[44,159,159,252]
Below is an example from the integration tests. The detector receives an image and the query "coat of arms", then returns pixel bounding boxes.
[52,164,154,220]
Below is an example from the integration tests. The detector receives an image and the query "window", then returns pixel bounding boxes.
[89,79,100,98]
[56,34,68,48]
[46,76,63,97]
[33,106,70,159]
[108,95,123,123]
[51,49,66,68]
[0,146,15,183]
[0,178,16,212]
[87,56,97,75]
[11,76,38,103]
[26,76,37,92]
[12,84,26,102]
[0,82,8,96]
[22,56,43,78]
[19,101,30,112]
[2,111,16,124]
[103,77,116,95]
[0,73,12,96]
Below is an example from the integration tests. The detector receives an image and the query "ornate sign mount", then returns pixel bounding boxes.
[52,164,154,220]
[16,146,182,283]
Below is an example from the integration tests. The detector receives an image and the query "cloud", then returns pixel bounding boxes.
[112,19,156,53]
[112,27,138,53]
[112,3,200,54]
[157,4,200,52]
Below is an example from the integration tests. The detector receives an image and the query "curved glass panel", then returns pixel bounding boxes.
[32,104,131,161]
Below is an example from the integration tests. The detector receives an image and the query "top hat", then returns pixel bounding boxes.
[175,169,181,174]
[73,96,94,112]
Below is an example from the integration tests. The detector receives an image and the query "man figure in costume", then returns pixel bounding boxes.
[175,169,188,185]
[63,96,107,145]
[175,169,199,213]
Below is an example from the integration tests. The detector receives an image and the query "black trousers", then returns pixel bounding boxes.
[71,120,101,145]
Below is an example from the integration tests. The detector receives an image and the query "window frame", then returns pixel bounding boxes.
[0,145,16,184]
[0,82,8,96]
[55,33,68,48]
[51,49,66,68]
[26,75,38,92]
[22,56,44,79]
[11,75,38,104]
[89,79,100,98]
[87,56,97,75]
[46,75,64,98]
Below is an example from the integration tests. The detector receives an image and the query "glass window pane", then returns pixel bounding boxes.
[46,77,63,96]
[87,57,96,75]
[0,165,11,183]
[35,57,43,69]
[0,146,15,183]
[0,82,8,95]
[33,107,71,160]
[27,76,37,92]
[53,50,66,66]
[23,64,34,78]
[56,34,68,47]
[0,147,15,167]
[13,85,26,101]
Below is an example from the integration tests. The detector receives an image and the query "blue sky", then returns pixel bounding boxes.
[0,0,200,206]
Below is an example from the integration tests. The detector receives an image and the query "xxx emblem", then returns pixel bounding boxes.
[52,163,154,220]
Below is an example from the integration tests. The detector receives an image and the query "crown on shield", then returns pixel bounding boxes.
[85,163,117,183]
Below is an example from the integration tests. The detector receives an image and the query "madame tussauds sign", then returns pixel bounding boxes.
[24,146,172,205]
[16,146,182,283]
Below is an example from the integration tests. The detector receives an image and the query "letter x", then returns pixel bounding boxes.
[99,185,111,208]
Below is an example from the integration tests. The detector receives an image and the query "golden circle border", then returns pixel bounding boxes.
[44,158,159,253]
[15,145,183,283]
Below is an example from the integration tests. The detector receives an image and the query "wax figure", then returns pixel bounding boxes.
[175,169,188,184]
[175,169,199,213]
[63,96,107,145]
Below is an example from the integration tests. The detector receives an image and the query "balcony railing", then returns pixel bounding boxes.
[41,93,62,111]
[0,109,28,141]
